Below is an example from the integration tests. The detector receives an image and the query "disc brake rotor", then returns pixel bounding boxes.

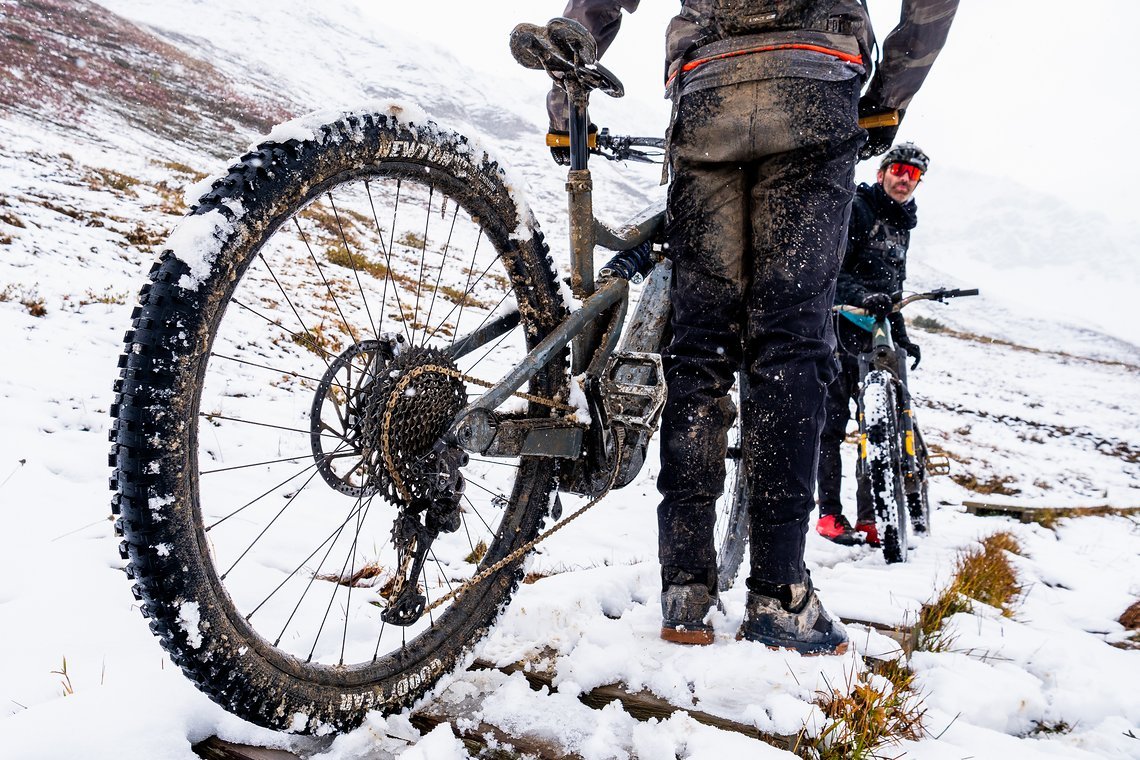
[309,338,397,498]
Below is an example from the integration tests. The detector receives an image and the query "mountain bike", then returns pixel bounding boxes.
[108,18,886,732]
[837,288,977,562]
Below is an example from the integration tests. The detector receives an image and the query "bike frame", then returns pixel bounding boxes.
[442,88,669,471]
[856,313,922,494]
[843,288,979,496]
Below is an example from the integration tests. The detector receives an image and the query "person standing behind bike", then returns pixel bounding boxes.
[547,2,958,653]
[815,142,930,547]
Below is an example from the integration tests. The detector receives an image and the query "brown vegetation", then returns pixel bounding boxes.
[0,0,292,153]
[918,532,1023,651]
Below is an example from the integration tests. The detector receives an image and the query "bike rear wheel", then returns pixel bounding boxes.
[906,423,932,534]
[861,370,909,563]
[110,108,569,732]
[715,376,748,591]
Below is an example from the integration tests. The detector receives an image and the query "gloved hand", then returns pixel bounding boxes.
[898,340,922,369]
[857,101,904,161]
[861,292,893,318]
[546,124,598,166]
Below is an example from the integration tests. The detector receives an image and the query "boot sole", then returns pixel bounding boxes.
[735,631,849,656]
[660,626,715,645]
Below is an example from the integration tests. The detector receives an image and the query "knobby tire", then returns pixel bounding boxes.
[109,108,569,731]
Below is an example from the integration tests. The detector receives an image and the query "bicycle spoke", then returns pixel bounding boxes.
[409,185,434,346]
[205,450,340,532]
[292,217,361,348]
[256,251,337,375]
[328,193,379,340]
[220,464,327,579]
[210,352,328,386]
[421,204,459,348]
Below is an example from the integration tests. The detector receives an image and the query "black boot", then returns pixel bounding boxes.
[738,576,848,654]
[660,566,717,645]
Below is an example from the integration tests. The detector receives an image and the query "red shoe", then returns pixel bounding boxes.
[815,515,863,545]
[856,521,880,547]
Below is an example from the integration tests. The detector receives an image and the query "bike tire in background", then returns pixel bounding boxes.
[109,107,569,731]
[861,370,909,563]
[907,424,932,534]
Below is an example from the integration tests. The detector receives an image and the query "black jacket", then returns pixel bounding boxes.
[836,181,918,348]
[548,0,960,130]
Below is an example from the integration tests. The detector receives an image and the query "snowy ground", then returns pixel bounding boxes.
[1,1,1138,758]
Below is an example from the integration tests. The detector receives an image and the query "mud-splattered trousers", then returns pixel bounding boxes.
[657,76,863,588]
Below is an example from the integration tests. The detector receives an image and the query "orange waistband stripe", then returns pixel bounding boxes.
[667,43,864,87]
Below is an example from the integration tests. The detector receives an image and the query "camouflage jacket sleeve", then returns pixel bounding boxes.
[861,0,959,112]
[546,0,641,131]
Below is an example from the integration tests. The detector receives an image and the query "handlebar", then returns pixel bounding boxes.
[835,287,980,316]
[593,129,666,164]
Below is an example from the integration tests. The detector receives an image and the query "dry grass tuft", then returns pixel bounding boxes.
[464,540,488,565]
[807,661,926,759]
[1120,601,1140,630]
[0,211,26,228]
[910,315,946,333]
[317,563,387,589]
[951,472,1021,496]
[918,531,1023,651]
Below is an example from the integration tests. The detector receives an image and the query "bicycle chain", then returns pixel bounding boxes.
[379,363,598,610]
[424,427,623,613]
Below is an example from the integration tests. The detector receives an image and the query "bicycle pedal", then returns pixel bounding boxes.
[926,454,951,476]
[601,351,666,429]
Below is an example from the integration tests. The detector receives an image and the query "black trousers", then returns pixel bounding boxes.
[817,318,874,524]
[657,75,862,588]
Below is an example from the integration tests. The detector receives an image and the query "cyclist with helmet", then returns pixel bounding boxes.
[816,142,930,546]
[544,2,958,654]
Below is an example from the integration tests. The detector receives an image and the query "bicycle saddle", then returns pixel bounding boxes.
[510,18,624,98]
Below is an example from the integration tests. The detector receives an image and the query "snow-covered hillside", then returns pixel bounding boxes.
[1,1,1138,758]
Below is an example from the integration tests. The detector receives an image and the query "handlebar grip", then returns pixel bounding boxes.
[956,288,980,297]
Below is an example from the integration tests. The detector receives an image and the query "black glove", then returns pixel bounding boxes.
[898,340,922,369]
[861,292,893,319]
[857,101,904,162]
[546,124,597,166]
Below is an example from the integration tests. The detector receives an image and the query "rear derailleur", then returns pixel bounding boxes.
[381,442,468,626]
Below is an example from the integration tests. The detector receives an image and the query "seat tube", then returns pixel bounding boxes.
[566,91,599,374]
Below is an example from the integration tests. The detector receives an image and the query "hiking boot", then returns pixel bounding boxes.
[815,514,863,545]
[660,583,717,645]
[855,521,880,547]
[737,577,848,655]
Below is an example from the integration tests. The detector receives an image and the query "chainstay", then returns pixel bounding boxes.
[425,427,625,613]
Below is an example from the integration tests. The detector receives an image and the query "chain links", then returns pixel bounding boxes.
[425,427,623,612]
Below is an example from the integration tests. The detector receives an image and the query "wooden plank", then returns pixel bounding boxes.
[192,737,304,760]
[411,712,581,759]
[841,617,919,653]
[963,500,1140,525]
[475,660,804,753]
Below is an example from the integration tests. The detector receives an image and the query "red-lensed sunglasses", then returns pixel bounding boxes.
[887,163,923,182]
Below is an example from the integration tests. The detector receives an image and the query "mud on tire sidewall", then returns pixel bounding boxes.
[111,110,568,732]
[862,371,908,564]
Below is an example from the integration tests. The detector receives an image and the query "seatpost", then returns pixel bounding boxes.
[565,83,599,374]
